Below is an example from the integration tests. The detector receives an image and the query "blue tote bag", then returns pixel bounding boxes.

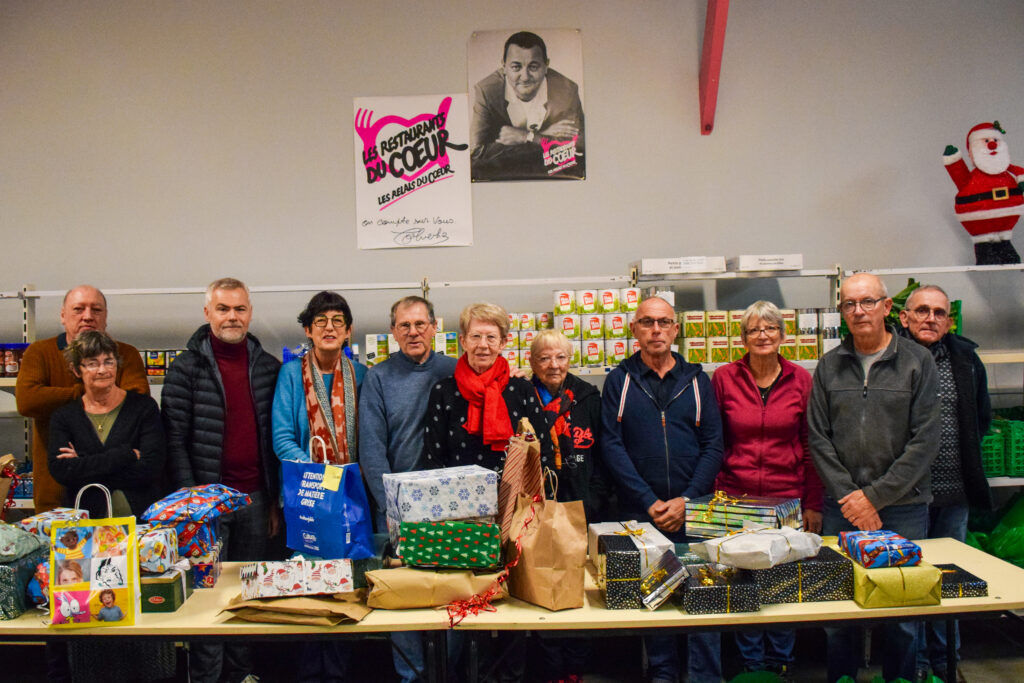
[281,439,374,560]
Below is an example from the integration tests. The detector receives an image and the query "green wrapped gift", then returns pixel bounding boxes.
[852,559,941,608]
[398,520,501,569]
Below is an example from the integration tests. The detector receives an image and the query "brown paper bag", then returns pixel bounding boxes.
[222,593,372,625]
[506,492,587,611]
[498,418,543,541]
[365,567,507,609]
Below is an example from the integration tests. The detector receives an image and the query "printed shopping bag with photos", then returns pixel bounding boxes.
[48,484,139,628]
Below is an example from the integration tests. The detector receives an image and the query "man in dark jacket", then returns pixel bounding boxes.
[809,273,941,683]
[900,284,991,681]
[601,296,724,683]
[161,277,281,683]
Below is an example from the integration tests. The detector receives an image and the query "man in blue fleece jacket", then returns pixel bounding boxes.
[358,295,456,683]
[601,296,724,683]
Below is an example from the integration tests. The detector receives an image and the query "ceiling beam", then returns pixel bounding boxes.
[699,0,730,135]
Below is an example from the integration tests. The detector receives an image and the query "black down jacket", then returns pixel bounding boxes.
[161,325,281,495]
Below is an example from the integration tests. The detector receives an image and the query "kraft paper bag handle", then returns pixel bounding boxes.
[73,482,112,518]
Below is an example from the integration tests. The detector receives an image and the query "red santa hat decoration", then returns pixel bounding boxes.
[943,121,1024,265]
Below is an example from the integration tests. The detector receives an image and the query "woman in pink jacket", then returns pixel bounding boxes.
[711,300,823,679]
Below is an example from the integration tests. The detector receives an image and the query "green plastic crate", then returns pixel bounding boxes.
[982,426,1005,477]
[1005,421,1024,477]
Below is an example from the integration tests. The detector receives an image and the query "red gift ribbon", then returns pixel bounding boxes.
[445,494,542,628]
[2,464,21,519]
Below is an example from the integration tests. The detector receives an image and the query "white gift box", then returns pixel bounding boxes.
[690,525,822,570]
[382,465,499,546]
[240,557,354,600]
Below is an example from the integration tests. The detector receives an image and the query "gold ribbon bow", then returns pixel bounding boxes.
[700,490,743,525]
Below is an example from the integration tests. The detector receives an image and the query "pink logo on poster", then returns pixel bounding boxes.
[356,98,455,185]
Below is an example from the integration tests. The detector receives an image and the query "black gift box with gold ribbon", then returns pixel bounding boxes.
[681,563,760,614]
[752,545,854,604]
[935,563,988,598]
[598,534,643,609]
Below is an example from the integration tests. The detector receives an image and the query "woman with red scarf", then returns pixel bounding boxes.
[423,302,551,474]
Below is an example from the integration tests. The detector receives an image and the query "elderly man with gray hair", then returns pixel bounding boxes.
[17,285,149,514]
[899,284,991,682]
[809,272,941,683]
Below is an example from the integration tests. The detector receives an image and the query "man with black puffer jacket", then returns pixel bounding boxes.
[161,277,281,683]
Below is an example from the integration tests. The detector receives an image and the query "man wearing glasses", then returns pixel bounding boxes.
[808,272,940,683]
[17,285,149,514]
[601,295,724,683]
[358,295,456,683]
[162,277,281,683]
[900,285,991,682]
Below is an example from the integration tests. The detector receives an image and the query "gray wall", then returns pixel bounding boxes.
[2,1,1023,388]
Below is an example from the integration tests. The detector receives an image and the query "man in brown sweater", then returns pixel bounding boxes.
[15,285,148,513]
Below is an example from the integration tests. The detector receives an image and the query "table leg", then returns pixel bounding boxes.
[945,619,956,683]
[468,633,479,683]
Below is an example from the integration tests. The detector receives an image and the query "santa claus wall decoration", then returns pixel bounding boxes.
[943,121,1024,265]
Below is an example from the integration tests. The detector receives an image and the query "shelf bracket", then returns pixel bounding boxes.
[699,0,730,135]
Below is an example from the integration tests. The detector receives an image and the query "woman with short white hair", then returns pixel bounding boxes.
[527,329,610,682]
[423,302,551,473]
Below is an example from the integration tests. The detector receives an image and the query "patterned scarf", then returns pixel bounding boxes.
[533,377,573,470]
[302,351,357,464]
[455,354,512,452]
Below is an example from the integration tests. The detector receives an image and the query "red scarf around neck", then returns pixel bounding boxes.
[455,354,512,451]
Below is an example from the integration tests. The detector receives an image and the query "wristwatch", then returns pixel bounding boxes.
[525,129,535,143]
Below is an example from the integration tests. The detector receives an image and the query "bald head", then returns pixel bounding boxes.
[840,273,887,302]
[60,285,108,344]
[631,296,678,362]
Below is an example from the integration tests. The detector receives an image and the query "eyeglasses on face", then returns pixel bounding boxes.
[465,333,502,347]
[908,306,949,321]
[840,297,884,314]
[535,353,569,366]
[81,358,117,371]
[635,317,676,329]
[745,325,781,338]
[395,321,431,334]
[312,315,347,329]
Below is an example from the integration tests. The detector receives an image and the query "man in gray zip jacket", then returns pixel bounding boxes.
[808,273,940,683]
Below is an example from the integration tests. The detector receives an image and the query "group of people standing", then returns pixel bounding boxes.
[15,272,989,683]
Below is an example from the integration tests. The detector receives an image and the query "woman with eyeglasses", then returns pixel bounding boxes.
[48,330,165,517]
[528,329,610,522]
[423,302,551,473]
[271,291,368,682]
[526,329,610,683]
[710,300,823,678]
[272,290,367,464]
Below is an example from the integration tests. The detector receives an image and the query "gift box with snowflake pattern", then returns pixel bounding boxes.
[382,465,498,546]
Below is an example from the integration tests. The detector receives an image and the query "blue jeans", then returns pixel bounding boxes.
[645,631,721,683]
[822,498,928,683]
[296,641,351,683]
[734,628,794,671]
[917,503,969,673]
[190,490,270,683]
[536,632,590,680]
[391,631,426,683]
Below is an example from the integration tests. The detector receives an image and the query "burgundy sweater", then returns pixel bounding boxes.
[211,333,260,493]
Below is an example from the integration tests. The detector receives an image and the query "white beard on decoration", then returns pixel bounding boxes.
[969,132,1011,175]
